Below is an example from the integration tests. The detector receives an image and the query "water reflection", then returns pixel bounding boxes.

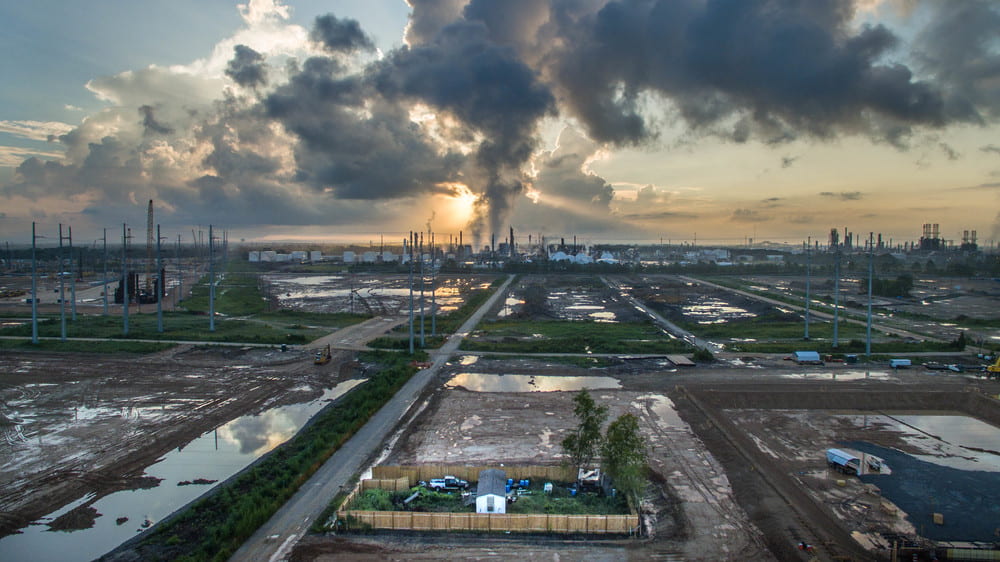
[0,379,365,562]
[445,373,620,392]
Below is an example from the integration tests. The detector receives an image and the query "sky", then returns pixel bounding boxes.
[1,0,999,249]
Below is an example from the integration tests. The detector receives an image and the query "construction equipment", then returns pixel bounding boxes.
[988,357,1000,378]
[313,344,332,365]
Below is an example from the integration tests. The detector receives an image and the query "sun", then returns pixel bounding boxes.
[434,182,478,228]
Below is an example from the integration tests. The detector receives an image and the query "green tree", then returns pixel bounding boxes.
[601,413,647,509]
[561,389,608,477]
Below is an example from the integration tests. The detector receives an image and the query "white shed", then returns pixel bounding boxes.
[475,468,507,514]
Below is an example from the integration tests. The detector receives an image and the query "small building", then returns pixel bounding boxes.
[248,251,260,262]
[309,250,323,262]
[475,468,507,514]
[793,351,823,365]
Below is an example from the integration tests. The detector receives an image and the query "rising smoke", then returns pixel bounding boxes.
[3,0,999,238]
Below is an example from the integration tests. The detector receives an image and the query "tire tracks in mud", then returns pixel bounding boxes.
[637,395,772,560]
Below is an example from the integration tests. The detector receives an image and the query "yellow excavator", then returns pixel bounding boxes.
[988,357,1000,378]
[314,344,332,365]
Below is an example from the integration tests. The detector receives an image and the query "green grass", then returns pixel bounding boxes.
[0,313,328,345]
[727,339,967,354]
[346,482,627,516]
[133,350,423,561]
[0,338,174,354]
[0,265,370,346]
[460,319,692,354]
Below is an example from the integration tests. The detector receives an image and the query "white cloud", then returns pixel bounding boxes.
[0,145,64,167]
[0,120,75,142]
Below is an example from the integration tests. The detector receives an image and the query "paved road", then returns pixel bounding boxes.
[231,275,514,562]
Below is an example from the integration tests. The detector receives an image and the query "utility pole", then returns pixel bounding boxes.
[209,224,216,332]
[832,241,840,348]
[102,228,109,316]
[866,232,874,375]
[407,233,414,354]
[419,232,425,348]
[804,237,811,340]
[156,224,164,333]
[431,232,437,337]
[69,226,77,321]
[31,222,39,344]
[58,224,67,341]
[176,234,182,306]
[122,223,130,336]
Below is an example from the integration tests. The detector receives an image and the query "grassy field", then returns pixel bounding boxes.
[461,319,692,354]
[0,338,174,354]
[132,350,423,561]
[348,482,628,515]
[0,267,369,346]
[0,313,330,345]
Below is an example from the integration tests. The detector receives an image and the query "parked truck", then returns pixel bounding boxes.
[426,475,469,491]
[826,448,882,475]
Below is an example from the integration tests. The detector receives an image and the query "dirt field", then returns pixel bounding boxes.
[296,354,1000,562]
[0,343,360,537]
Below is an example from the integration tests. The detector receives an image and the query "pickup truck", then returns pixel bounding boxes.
[426,476,469,491]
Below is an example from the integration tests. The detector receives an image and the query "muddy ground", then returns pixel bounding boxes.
[0,344,358,536]
[298,354,1000,562]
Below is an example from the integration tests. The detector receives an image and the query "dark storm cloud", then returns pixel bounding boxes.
[225,45,268,88]
[139,105,174,135]
[781,156,798,169]
[310,14,375,53]
[981,145,1000,156]
[372,19,555,235]
[915,1,1000,121]
[819,191,863,200]
[404,0,468,45]
[535,128,614,209]
[545,0,981,146]
[265,56,464,199]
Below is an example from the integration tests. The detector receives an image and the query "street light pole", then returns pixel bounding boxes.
[31,222,39,344]
[58,224,67,342]
[804,237,811,340]
[866,232,874,373]
[102,228,109,316]
[69,226,76,321]
[209,224,215,332]
[156,224,164,333]
[123,223,130,336]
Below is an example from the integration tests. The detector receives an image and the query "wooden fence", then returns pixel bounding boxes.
[371,464,576,484]
[336,465,638,535]
[335,510,639,534]
[361,477,410,492]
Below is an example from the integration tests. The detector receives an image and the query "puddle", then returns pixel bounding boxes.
[779,370,895,381]
[263,275,470,315]
[848,440,1000,542]
[0,379,365,562]
[496,296,523,318]
[888,415,1000,472]
[444,373,620,392]
[457,355,479,366]
[681,296,756,324]
[638,394,685,427]
[589,311,618,322]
